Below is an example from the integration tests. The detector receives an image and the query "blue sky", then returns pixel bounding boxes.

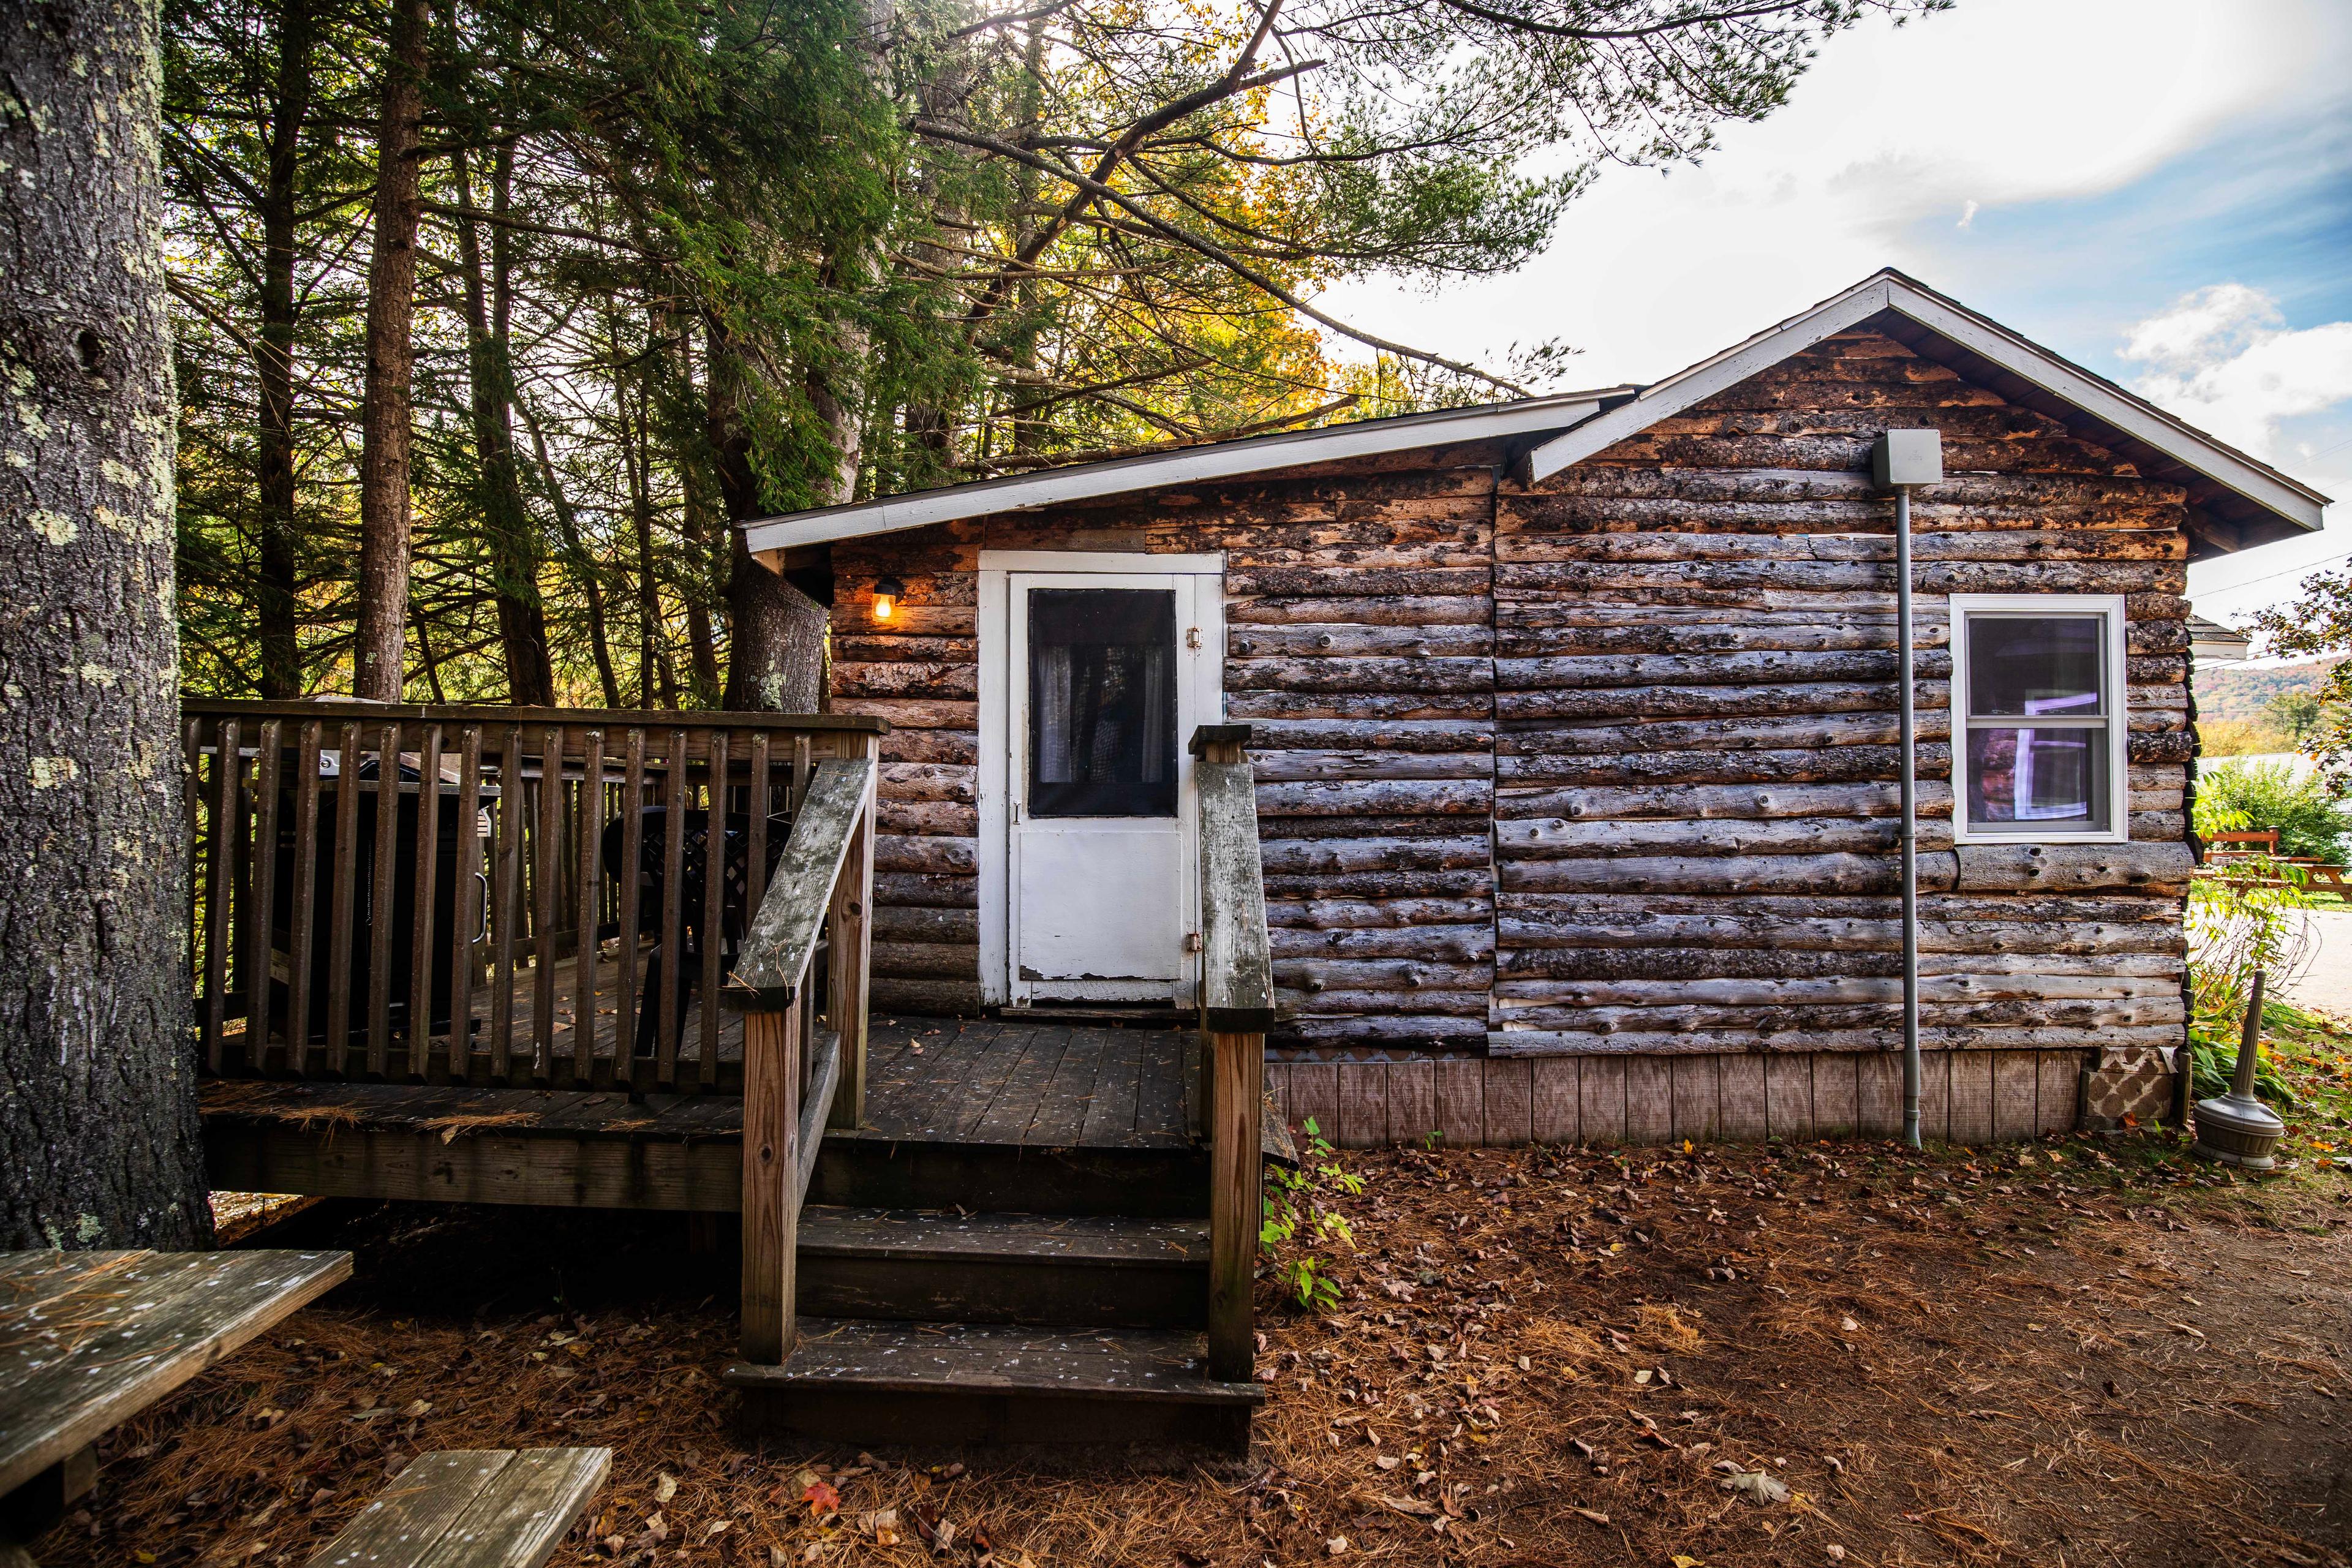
[1327,0,2352,630]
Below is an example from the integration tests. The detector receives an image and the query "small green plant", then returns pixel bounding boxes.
[1261,1117,1362,1314]
[1423,1129,1444,1151]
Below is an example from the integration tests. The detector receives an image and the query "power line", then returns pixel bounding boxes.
[2204,544,2352,598]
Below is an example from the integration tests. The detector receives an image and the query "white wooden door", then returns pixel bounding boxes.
[1002,567,1219,1004]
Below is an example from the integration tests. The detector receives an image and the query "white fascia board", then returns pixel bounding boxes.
[742,394,1613,554]
[1880,281,2327,531]
[1522,273,2329,533]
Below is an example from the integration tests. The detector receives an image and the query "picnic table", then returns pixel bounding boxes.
[0,1249,350,1562]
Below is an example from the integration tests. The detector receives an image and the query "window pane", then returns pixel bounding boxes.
[1028,588,1178,818]
[1967,614,2105,717]
[1966,725,2109,831]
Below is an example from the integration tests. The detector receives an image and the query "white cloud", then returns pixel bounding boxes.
[1319,0,2352,389]
[2121,284,2352,458]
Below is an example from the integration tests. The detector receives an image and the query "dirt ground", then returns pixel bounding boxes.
[36,1133,2352,1568]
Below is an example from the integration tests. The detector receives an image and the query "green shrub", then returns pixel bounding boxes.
[2194,761,2352,861]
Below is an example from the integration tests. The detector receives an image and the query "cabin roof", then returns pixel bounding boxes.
[739,385,1630,554]
[740,267,2330,557]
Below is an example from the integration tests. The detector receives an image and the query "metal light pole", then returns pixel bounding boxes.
[1873,431,1943,1150]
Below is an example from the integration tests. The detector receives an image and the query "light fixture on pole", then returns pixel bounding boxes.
[1872,429,1942,1151]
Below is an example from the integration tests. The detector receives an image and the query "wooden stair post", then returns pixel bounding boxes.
[1191,725,1273,1384]
[726,756,876,1365]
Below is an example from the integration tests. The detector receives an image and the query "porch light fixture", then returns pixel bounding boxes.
[872,575,905,622]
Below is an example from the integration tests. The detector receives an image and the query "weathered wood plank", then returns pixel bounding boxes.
[1947,1052,1995,1145]
[0,1250,351,1498]
[1530,1058,1580,1144]
[1335,1063,1388,1149]
[1483,1059,1533,1146]
[1718,1055,1768,1142]
[1670,1055,1719,1144]
[1579,1057,1626,1145]
[1812,1055,1859,1139]
[1624,1057,1673,1145]
[1434,1059,1484,1147]
[729,758,876,1003]
[1385,1060,1438,1146]
[1992,1051,2040,1143]
[1855,1054,1903,1139]
[1765,1056,1813,1142]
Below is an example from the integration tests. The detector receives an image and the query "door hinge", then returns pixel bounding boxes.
[1184,932,1202,953]
[1186,626,1203,650]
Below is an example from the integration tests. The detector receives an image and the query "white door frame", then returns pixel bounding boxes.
[977,550,1225,1006]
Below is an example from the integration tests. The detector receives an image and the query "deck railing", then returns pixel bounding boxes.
[725,755,877,1363]
[181,699,883,1093]
[1191,725,1275,1382]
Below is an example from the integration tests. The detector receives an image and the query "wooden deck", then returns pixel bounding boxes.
[200,1018,1240,1213]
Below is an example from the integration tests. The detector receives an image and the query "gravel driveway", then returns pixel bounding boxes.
[2283,908,2352,1018]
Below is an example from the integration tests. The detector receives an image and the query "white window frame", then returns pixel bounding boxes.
[1947,593,2130,846]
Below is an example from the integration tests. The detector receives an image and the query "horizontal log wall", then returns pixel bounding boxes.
[832,325,2199,1088]
[1268,1048,2082,1148]
[1490,328,2193,1063]
[835,464,1507,1046]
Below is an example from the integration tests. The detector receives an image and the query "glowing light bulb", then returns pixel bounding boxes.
[872,575,905,622]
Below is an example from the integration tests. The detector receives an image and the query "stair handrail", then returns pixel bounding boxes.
[1191,724,1275,1383]
[724,753,877,1364]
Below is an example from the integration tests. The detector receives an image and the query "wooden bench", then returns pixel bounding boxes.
[308,1450,609,1568]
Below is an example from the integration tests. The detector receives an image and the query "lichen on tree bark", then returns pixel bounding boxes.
[0,0,213,1248]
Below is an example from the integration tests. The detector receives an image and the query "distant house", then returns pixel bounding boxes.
[736,269,2331,1143]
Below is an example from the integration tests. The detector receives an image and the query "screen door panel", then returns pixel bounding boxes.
[1027,588,1178,819]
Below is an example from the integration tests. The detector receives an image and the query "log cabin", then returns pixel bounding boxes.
[739,269,2331,1147]
[179,269,2330,1452]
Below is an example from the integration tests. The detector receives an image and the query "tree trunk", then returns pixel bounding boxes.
[453,142,554,706]
[352,0,428,699]
[622,374,665,707]
[253,0,312,698]
[520,402,622,707]
[0,0,213,1249]
[707,331,824,713]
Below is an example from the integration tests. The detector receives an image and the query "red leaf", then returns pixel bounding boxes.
[801,1481,840,1517]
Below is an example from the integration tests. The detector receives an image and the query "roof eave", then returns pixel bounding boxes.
[740,391,1626,554]
[1520,271,2329,542]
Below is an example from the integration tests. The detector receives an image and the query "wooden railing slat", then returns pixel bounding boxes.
[657,730,688,1086]
[699,730,729,1087]
[244,719,283,1071]
[532,723,563,1081]
[365,720,402,1077]
[202,718,237,1074]
[407,723,443,1080]
[287,720,323,1077]
[574,727,605,1089]
[325,720,364,1076]
[489,723,524,1082]
[613,729,646,1090]
[450,725,484,1083]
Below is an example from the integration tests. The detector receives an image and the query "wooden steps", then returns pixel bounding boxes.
[797,1208,1207,1329]
[724,1319,1262,1452]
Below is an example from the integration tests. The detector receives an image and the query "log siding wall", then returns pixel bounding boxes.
[831,327,2195,1105]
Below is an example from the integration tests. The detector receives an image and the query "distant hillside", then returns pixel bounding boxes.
[2195,657,2342,722]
